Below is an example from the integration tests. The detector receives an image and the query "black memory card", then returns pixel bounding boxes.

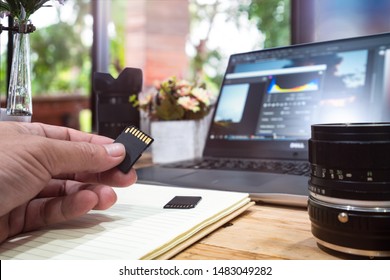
[114,125,153,173]
[163,196,202,209]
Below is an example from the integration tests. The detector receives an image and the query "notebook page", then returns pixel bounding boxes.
[0,183,249,260]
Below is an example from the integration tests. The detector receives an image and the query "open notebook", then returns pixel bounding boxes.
[0,183,252,260]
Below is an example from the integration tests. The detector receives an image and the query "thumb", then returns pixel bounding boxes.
[43,141,126,176]
[103,143,126,158]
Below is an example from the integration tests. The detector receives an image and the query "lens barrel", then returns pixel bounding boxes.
[308,123,390,257]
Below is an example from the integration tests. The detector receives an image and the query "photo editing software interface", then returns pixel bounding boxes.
[209,35,390,143]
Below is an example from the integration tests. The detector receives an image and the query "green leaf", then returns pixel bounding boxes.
[0,2,11,13]
[129,94,139,107]
[5,0,21,18]
[155,95,185,121]
[31,0,51,15]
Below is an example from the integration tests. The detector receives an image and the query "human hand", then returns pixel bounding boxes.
[0,122,137,243]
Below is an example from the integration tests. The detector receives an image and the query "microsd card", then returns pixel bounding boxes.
[114,125,153,173]
[163,196,202,209]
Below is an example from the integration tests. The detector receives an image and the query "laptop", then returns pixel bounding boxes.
[137,33,390,207]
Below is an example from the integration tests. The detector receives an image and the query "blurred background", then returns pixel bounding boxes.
[1,0,389,132]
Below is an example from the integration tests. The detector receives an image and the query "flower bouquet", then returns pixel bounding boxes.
[131,76,216,121]
[131,76,216,163]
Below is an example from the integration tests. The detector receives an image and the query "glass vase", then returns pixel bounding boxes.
[6,22,33,117]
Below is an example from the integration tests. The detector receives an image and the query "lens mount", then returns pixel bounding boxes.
[308,196,390,257]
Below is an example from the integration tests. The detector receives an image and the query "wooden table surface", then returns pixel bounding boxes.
[135,154,343,260]
[172,203,342,260]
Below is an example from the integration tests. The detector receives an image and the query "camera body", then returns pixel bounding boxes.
[308,123,390,257]
[93,68,142,139]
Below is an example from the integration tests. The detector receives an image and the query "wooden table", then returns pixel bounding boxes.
[134,154,342,260]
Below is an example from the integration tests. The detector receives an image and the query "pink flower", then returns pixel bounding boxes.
[191,87,211,105]
[177,96,200,113]
[177,85,192,96]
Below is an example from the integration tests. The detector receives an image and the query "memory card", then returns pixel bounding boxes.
[163,196,202,209]
[114,125,153,173]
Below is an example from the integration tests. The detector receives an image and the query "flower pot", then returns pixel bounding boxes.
[150,118,210,164]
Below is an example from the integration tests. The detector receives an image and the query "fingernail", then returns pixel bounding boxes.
[104,143,125,157]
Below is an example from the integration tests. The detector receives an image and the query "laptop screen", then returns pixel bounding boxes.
[204,33,390,160]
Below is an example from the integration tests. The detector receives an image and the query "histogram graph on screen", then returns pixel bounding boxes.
[267,76,320,93]
[267,71,323,94]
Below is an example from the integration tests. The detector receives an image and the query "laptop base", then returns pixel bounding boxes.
[136,166,309,208]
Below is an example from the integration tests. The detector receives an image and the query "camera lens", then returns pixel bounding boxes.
[308,123,390,257]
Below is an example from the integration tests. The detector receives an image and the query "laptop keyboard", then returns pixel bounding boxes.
[163,158,311,176]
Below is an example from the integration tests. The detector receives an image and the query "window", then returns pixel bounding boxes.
[1,0,93,101]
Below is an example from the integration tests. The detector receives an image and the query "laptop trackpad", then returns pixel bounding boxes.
[171,170,277,189]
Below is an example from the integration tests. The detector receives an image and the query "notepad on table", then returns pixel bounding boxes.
[0,183,253,260]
